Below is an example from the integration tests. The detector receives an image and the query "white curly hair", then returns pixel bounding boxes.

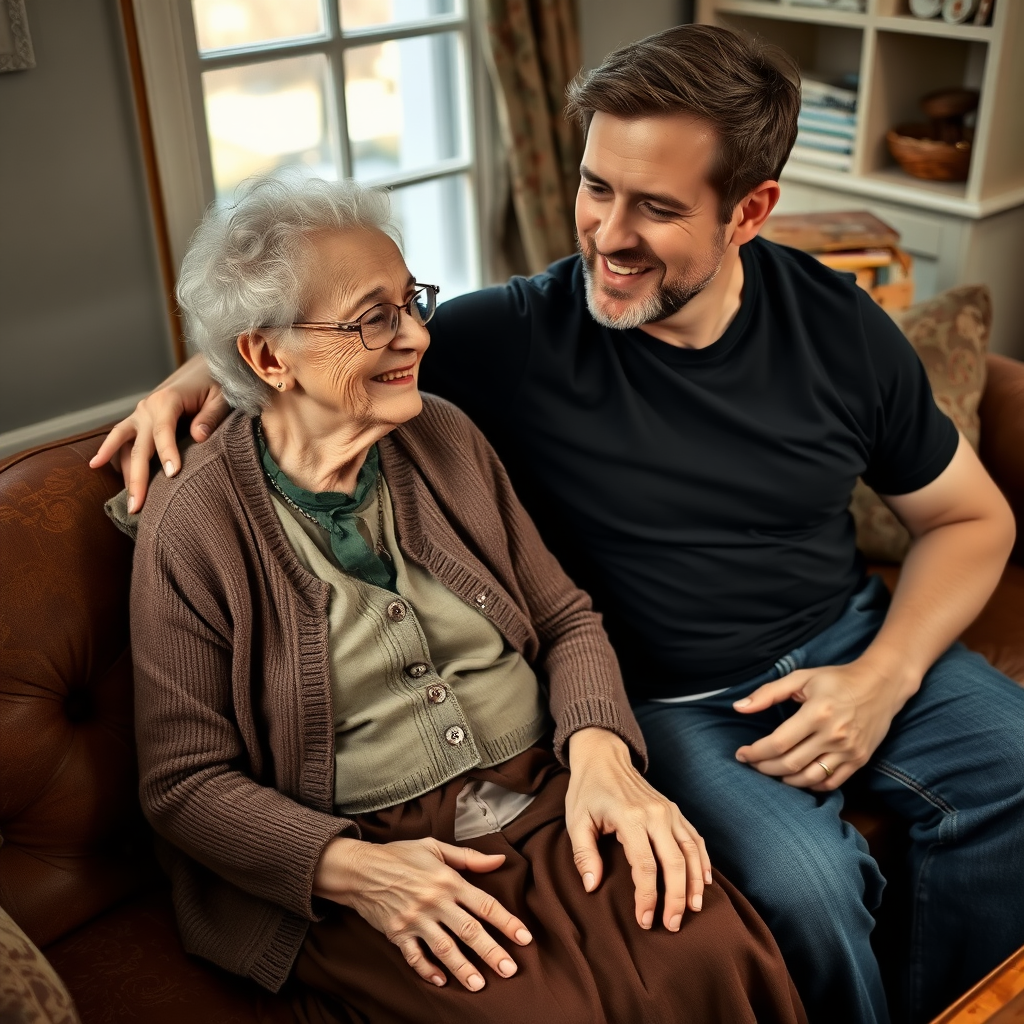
[176,174,400,415]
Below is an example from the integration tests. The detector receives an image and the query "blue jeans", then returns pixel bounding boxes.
[633,575,1024,1024]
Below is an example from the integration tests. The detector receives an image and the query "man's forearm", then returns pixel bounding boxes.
[858,512,1015,698]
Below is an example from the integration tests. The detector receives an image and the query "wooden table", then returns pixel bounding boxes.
[930,946,1024,1023]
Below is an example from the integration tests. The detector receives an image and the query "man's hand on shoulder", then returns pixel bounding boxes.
[732,659,908,790]
[90,355,227,513]
[564,727,711,932]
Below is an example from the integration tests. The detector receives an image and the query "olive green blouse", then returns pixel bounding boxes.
[269,474,548,814]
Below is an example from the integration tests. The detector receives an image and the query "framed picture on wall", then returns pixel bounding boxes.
[0,0,35,73]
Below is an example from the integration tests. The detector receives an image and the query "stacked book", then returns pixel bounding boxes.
[792,75,859,173]
[761,210,915,311]
[783,0,865,10]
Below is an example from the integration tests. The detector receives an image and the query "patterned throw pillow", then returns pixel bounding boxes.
[0,905,81,1024]
[850,284,991,563]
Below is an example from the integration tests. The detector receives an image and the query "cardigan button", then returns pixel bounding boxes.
[426,684,448,704]
[386,600,407,623]
[474,591,488,611]
[445,725,466,746]
[405,662,429,679]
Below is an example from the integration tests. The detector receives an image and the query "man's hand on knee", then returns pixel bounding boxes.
[732,661,904,790]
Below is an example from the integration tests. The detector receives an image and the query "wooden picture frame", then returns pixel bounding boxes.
[0,0,35,73]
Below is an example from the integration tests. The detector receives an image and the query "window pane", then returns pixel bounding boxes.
[203,55,338,200]
[346,33,464,182]
[389,175,475,301]
[339,0,456,33]
[192,0,324,53]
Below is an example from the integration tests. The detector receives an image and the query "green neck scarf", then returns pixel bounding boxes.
[256,421,396,593]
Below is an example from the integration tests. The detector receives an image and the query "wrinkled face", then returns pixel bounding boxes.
[284,227,429,431]
[575,111,730,330]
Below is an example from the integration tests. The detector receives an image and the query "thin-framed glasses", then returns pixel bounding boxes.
[290,283,440,351]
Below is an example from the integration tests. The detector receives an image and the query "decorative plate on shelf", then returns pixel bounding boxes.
[943,0,979,22]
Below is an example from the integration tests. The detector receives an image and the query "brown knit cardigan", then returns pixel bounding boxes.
[130,396,645,992]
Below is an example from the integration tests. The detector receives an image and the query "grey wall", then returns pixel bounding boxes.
[0,0,688,443]
[578,0,690,70]
[0,0,172,436]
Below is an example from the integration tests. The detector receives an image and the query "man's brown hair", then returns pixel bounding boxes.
[565,24,800,222]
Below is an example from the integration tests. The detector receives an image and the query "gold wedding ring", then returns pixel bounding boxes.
[816,760,834,779]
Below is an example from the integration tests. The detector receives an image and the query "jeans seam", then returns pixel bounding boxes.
[908,810,960,1021]
[873,760,957,815]
[909,842,932,1016]
[874,759,958,1022]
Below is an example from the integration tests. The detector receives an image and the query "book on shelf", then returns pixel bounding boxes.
[760,211,914,310]
[800,75,858,111]
[788,145,853,171]
[798,113,856,137]
[795,129,853,154]
[782,0,865,9]
[799,106,856,127]
[796,75,859,168]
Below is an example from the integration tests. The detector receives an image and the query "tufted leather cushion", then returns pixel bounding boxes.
[0,430,159,949]
[44,888,282,1024]
[0,430,287,1022]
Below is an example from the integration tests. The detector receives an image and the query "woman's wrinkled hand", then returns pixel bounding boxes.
[313,836,532,991]
[89,354,228,513]
[565,727,712,933]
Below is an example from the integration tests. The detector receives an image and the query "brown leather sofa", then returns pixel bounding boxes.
[2,354,1023,1024]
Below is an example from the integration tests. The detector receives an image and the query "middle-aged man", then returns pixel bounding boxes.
[94,24,1024,1024]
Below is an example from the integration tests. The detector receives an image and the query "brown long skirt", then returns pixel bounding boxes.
[285,748,806,1024]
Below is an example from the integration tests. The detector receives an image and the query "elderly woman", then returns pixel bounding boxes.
[128,175,804,1024]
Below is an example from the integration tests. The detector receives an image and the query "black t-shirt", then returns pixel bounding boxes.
[419,237,958,698]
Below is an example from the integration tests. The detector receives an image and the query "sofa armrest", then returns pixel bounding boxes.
[979,354,1024,565]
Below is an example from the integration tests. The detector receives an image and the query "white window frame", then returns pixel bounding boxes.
[131,0,497,289]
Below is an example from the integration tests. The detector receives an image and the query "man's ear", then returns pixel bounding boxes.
[730,180,781,245]
[237,331,291,391]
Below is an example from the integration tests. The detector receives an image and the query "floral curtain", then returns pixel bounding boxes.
[477,0,584,276]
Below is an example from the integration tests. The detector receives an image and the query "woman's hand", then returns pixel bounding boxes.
[313,836,532,991]
[89,354,227,512]
[565,727,711,933]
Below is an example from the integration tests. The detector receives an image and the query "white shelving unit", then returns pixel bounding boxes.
[696,0,1024,356]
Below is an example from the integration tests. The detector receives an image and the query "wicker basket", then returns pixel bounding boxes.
[887,123,972,181]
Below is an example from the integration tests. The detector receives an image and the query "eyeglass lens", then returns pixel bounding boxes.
[360,287,436,349]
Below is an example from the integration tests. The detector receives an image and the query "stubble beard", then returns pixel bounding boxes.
[579,229,727,331]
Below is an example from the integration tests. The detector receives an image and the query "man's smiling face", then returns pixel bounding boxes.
[575,111,730,331]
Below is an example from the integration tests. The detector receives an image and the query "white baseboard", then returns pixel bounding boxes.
[0,392,148,459]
